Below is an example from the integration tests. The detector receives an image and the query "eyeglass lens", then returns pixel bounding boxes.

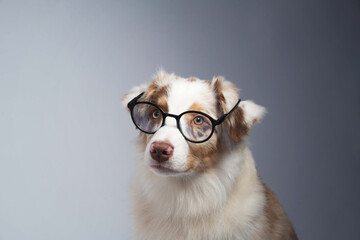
[179,113,213,142]
[132,103,163,133]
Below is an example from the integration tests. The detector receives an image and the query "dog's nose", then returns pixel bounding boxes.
[150,141,174,163]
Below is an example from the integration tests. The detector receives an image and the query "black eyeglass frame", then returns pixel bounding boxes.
[127,92,241,143]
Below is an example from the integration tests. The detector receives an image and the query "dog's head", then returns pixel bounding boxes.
[122,71,265,176]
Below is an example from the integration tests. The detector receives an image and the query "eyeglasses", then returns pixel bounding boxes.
[127,92,241,143]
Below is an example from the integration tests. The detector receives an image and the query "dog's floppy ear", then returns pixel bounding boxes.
[121,84,148,111]
[239,100,266,129]
[212,77,266,142]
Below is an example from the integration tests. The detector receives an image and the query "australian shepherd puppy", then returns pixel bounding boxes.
[122,70,297,240]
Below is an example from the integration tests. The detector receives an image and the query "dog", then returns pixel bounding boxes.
[122,70,297,240]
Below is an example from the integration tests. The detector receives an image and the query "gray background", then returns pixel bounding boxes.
[0,0,359,239]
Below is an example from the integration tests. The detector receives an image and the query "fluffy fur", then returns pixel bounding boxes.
[122,70,297,240]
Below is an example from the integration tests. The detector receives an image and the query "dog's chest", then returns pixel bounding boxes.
[132,185,265,240]
[134,210,246,240]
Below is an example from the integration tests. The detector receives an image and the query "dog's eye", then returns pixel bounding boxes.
[152,110,161,119]
[193,116,204,125]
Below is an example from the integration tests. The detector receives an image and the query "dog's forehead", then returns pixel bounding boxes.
[167,78,216,115]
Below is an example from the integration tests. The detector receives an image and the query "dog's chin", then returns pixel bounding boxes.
[149,163,190,177]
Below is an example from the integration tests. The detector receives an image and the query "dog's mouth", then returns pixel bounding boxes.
[150,164,181,174]
[149,164,191,175]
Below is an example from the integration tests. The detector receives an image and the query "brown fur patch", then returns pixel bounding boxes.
[188,102,203,112]
[143,81,169,112]
[187,77,197,82]
[156,95,168,112]
[212,77,248,142]
[229,107,248,142]
[212,78,227,115]
[185,140,219,172]
[261,180,298,239]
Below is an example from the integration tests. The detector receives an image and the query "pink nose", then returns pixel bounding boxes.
[150,141,174,163]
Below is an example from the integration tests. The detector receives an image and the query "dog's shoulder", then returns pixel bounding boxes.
[260,180,298,240]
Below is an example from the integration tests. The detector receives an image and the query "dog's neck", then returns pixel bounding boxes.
[134,139,261,219]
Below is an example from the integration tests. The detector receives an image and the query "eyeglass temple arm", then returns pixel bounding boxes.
[215,99,241,125]
[127,92,145,109]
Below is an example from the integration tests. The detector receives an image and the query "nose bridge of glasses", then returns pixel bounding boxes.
[163,113,178,128]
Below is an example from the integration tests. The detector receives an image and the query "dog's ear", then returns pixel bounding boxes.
[211,77,266,142]
[239,100,266,129]
[121,84,148,111]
